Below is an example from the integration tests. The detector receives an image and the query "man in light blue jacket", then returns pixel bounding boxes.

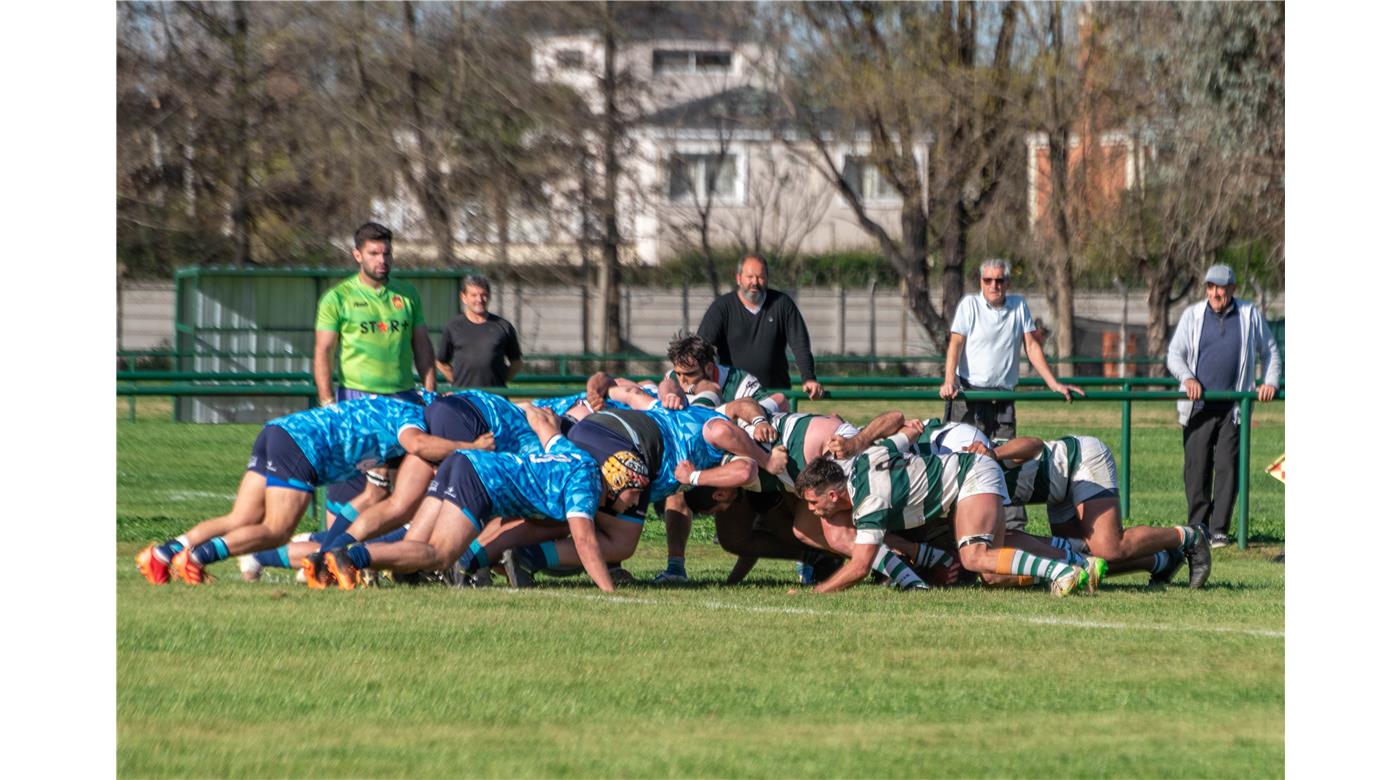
[1166,265,1282,548]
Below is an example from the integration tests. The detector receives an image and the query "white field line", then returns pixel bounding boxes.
[164,490,237,502]
[516,589,1283,638]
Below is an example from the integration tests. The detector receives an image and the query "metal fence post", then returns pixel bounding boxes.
[1237,394,1253,550]
[1120,380,1131,518]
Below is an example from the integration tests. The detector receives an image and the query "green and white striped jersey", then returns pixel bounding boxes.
[848,441,1005,533]
[1000,436,1086,506]
[1000,436,1118,525]
[737,412,842,494]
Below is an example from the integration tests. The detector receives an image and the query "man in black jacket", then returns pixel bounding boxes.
[698,255,824,399]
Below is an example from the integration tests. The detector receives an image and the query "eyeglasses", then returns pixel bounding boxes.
[981,277,1006,286]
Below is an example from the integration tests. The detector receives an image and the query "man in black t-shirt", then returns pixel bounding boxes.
[435,275,523,388]
[697,255,824,399]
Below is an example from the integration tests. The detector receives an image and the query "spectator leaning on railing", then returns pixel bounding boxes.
[1166,264,1281,549]
[939,258,1083,534]
[697,254,824,400]
[435,274,522,389]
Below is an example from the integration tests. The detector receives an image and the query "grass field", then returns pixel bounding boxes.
[117,397,1284,778]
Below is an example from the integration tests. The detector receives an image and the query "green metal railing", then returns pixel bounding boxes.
[116,378,1281,550]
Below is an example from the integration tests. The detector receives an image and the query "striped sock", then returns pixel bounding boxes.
[462,540,489,573]
[994,547,1075,583]
[872,545,927,590]
[154,536,187,564]
[913,543,953,569]
[190,537,229,565]
[1151,548,1184,573]
[1176,525,1202,550]
[1050,537,1089,567]
[252,547,290,568]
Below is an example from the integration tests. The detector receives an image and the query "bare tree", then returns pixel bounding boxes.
[772,1,1024,348]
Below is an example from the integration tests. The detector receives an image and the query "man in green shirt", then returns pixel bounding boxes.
[314,222,437,404]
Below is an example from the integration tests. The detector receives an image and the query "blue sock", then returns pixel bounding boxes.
[317,513,355,552]
[190,537,229,565]
[1151,549,1184,573]
[253,548,290,568]
[665,556,686,576]
[345,543,372,570]
[319,531,358,553]
[154,538,185,563]
[517,543,557,572]
[462,540,489,573]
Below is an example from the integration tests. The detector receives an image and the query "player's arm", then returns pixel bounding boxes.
[412,325,437,392]
[675,457,757,489]
[435,360,455,386]
[523,404,563,447]
[398,426,486,463]
[657,372,688,410]
[813,541,879,594]
[608,377,663,410]
[724,397,776,443]
[968,436,1042,466]
[313,330,339,406]
[827,410,905,459]
[568,514,615,593]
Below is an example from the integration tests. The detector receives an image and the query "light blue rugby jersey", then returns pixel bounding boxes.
[447,389,536,451]
[268,397,426,485]
[643,405,727,502]
[461,436,602,522]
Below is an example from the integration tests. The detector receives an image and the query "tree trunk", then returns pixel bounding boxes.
[230,2,253,266]
[402,1,455,264]
[937,199,969,332]
[1142,261,1174,357]
[599,3,624,369]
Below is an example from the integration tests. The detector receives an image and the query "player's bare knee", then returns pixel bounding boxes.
[957,534,997,572]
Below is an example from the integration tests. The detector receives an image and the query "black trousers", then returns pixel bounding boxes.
[1183,405,1240,536]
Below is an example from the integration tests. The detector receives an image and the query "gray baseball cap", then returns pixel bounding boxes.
[1204,264,1235,286]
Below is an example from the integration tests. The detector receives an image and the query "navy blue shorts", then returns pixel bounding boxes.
[426,452,493,531]
[326,473,367,507]
[424,394,490,442]
[247,426,318,493]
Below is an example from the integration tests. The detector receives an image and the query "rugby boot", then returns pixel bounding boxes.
[1148,548,1186,586]
[1185,526,1213,589]
[1083,556,1108,594]
[301,551,331,590]
[135,544,170,585]
[170,548,209,584]
[501,549,536,588]
[323,548,362,591]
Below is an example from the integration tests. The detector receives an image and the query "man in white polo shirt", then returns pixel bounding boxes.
[939,258,1082,531]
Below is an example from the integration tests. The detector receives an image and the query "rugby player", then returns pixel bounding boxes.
[792,421,1104,596]
[968,434,1212,588]
[308,406,629,593]
[490,394,789,587]
[655,333,787,415]
[303,388,534,562]
[688,409,919,586]
[135,396,474,585]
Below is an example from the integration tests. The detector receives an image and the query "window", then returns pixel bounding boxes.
[653,49,734,75]
[555,49,585,71]
[668,153,740,203]
[841,156,901,202]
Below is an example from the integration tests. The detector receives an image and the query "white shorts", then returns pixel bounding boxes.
[1048,437,1119,525]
